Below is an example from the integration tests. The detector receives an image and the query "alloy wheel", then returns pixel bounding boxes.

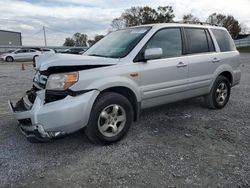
[216,82,228,105]
[98,104,126,137]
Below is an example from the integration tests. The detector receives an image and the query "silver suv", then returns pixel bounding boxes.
[9,23,241,144]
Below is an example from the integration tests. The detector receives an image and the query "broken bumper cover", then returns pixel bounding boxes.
[9,89,99,141]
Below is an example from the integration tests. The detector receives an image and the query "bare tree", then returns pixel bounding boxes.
[182,14,200,22]
[157,6,175,23]
[111,18,125,30]
[73,33,88,47]
[240,23,250,34]
[207,13,241,39]
[88,34,105,47]
[63,37,75,46]
[111,6,175,29]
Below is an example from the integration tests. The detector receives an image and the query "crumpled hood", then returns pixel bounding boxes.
[36,53,119,71]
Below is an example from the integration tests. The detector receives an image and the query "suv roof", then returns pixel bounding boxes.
[70,47,88,49]
[130,23,226,31]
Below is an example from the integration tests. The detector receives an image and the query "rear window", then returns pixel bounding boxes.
[211,29,235,52]
[185,28,210,54]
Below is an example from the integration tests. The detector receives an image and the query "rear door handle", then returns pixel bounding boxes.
[176,62,187,68]
[212,58,220,63]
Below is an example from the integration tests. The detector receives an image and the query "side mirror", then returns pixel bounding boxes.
[144,48,163,61]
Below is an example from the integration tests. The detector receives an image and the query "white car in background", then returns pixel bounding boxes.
[0,49,42,62]
[41,48,55,55]
[33,48,56,67]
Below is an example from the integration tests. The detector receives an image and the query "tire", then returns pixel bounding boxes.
[6,56,14,62]
[205,75,231,109]
[26,136,50,143]
[27,137,44,143]
[85,92,134,145]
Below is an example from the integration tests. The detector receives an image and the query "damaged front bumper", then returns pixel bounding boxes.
[9,88,99,142]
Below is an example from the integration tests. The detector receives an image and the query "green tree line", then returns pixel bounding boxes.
[63,33,104,47]
[64,5,245,46]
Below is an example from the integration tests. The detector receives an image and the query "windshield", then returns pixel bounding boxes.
[85,27,151,58]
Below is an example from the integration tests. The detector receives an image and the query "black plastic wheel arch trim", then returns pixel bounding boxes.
[45,89,96,103]
[46,89,95,97]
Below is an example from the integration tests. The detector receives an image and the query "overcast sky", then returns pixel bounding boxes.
[0,0,249,46]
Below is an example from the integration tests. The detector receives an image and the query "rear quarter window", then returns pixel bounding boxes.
[211,29,236,52]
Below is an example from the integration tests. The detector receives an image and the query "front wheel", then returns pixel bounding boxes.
[205,75,231,109]
[6,56,14,62]
[85,92,133,145]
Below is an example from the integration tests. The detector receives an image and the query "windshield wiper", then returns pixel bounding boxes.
[88,54,110,58]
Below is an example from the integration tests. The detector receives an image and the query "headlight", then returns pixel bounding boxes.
[46,72,78,90]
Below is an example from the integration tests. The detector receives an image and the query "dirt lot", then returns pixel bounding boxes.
[0,54,250,188]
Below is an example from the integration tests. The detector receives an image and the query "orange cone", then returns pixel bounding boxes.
[21,63,25,70]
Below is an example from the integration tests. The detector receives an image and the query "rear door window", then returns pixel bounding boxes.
[211,29,235,52]
[184,28,209,54]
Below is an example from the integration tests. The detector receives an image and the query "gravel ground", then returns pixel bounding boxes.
[0,54,250,187]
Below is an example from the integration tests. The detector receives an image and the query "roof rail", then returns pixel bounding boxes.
[173,20,220,27]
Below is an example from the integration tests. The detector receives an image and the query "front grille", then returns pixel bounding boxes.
[45,94,66,103]
[33,82,45,90]
[45,90,67,103]
[14,98,28,112]
[26,88,37,104]
[18,118,32,125]
[13,88,37,113]
[33,71,48,90]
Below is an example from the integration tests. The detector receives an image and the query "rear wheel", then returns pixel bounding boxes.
[85,92,133,145]
[6,56,14,62]
[205,76,231,109]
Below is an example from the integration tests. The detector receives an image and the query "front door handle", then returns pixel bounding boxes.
[176,62,187,68]
[212,58,220,63]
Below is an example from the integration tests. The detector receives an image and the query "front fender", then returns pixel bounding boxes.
[84,76,142,102]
